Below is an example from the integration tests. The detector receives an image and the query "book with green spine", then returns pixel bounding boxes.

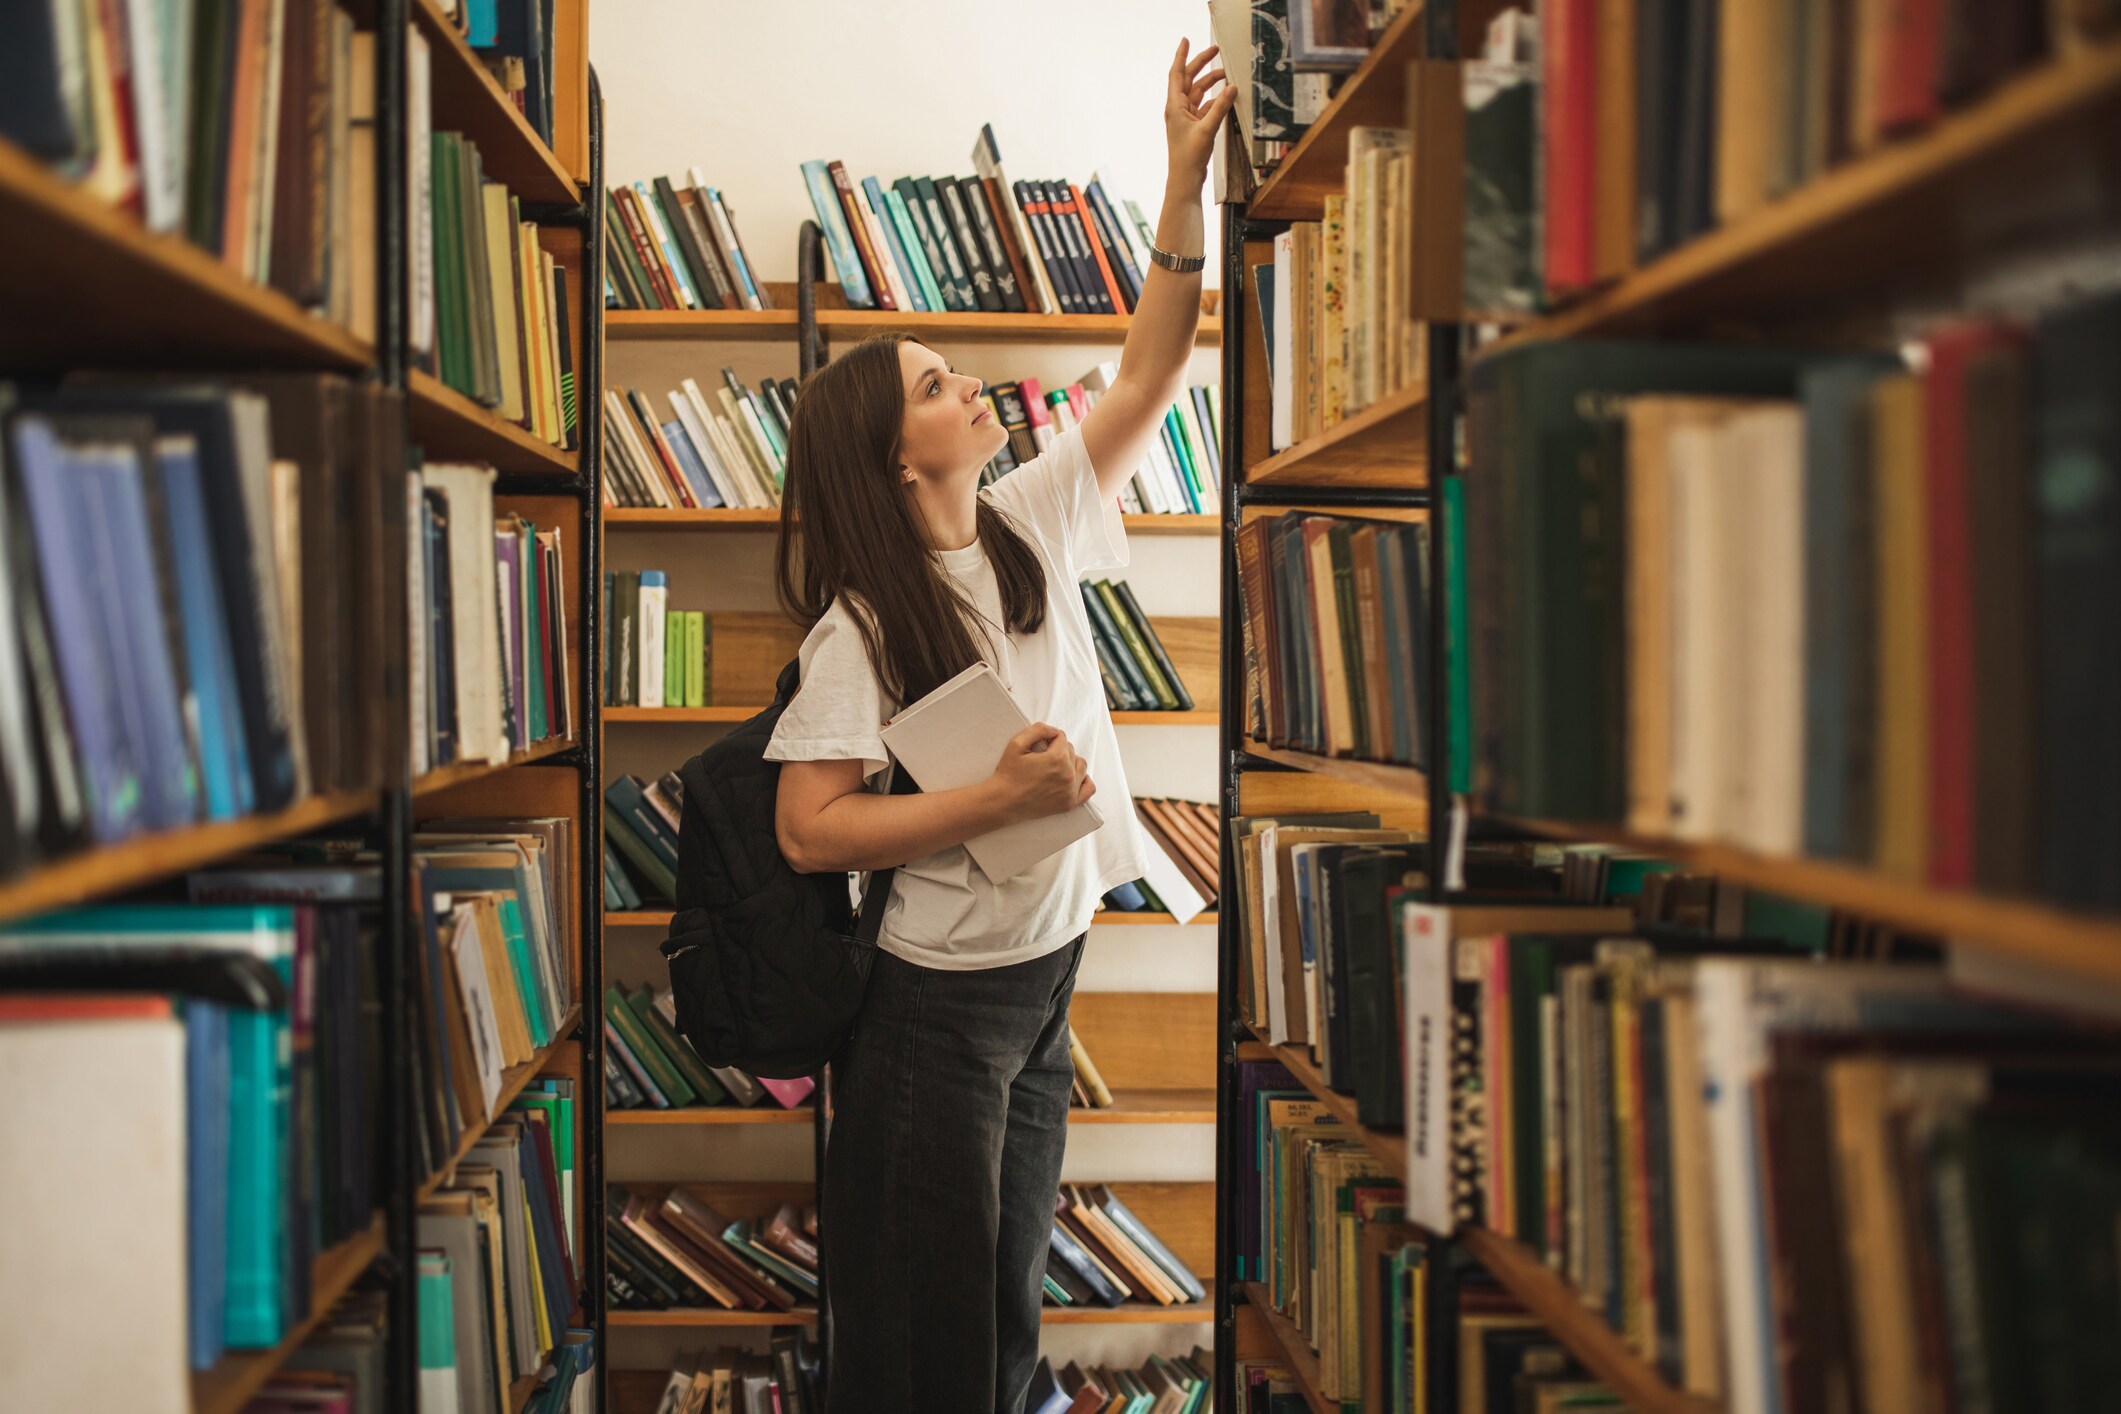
[1092,580,1178,708]
[626,985,727,1105]
[603,802,674,899]
[603,984,695,1106]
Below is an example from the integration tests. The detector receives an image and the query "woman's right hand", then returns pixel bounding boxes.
[991,722,1096,822]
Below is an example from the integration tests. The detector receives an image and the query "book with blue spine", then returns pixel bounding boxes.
[800,160,873,307]
[659,420,721,507]
[882,185,945,313]
[156,435,255,819]
[701,187,767,309]
[183,997,232,1370]
[860,175,929,312]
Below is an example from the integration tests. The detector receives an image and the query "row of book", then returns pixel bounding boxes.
[604,174,772,312]
[1081,579,1196,715]
[4,0,379,338]
[801,135,1164,319]
[449,0,560,148]
[409,816,579,1184]
[1462,2,2115,313]
[605,1187,820,1314]
[642,1336,822,1414]
[1209,0,1409,187]
[1257,129,1424,451]
[603,981,815,1114]
[1105,796,1222,926]
[603,573,708,709]
[1025,1349,1215,1414]
[0,376,407,878]
[981,368,1225,518]
[411,464,575,775]
[604,370,792,511]
[1042,1183,1205,1310]
[1234,511,1433,767]
[1457,291,2121,910]
[417,125,580,447]
[603,773,680,908]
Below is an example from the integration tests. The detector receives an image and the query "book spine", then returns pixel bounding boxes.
[1047,182,1114,314]
[801,159,873,308]
[702,187,766,312]
[881,186,945,313]
[1016,182,1083,314]
[982,173,1051,314]
[827,160,895,310]
[860,176,928,312]
[899,177,969,311]
[1069,182,1130,313]
[632,181,700,309]
[957,175,1026,313]
[939,178,1004,313]
[652,176,723,309]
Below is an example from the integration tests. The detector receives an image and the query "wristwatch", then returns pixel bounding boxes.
[1146,242,1208,274]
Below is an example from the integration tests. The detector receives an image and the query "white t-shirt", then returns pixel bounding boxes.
[763,422,1148,970]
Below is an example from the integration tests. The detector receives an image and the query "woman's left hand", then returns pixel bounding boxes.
[1165,39,1237,188]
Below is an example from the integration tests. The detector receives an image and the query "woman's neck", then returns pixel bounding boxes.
[910,477,980,552]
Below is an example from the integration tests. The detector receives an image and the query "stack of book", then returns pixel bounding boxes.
[601,572,708,708]
[603,371,793,510]
[417,1083,586,1413]
[1026,1348,1216,1413]
[0,377,408,878]
[1233,511,1432,767]
[1461,2,2104,313]
[456,0,562,148]
[603,773,680,908]
[605,1188,821,1316]
[0,0,379,338]
[410,465,574,774]
[0,881,386,1400]
[1457,294,2121,912]
[1079,577,1194,714]
[416,123,580,448]
[408,816,579,1180]
[1255,127,1423,452]
[640,1333,823,1414]
[982,367,1222,517]
[800,129,1159,317]
[604,980,815,1113]
[604,174,771,312]
[1043,1183,1205,1310]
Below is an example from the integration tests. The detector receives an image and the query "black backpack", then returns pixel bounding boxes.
[658,657,911,1078]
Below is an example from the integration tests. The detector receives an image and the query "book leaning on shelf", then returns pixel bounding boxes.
[603,369,794,510]
[1023,1348,1214,1414]
[1076,578,1197,715]
[604,173,772,312]
[605,1186,821,1315]
[1041,1183,1205,1311]
[1098,796,1221,925]
[0,377,409,880]
[603,980,815,1113]
[600,571,708,708]
[980,367,1223,518]
[643,1333,823,1414]
[0,0,380,339]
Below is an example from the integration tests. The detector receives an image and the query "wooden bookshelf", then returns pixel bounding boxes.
[191,1217,388,1414]
[1241,740,1431,824]
[1069,1088,1217,1123]
[1244,2,1431,221]
[607,1106,815,1126]
[413,0,579,206]
[1480,40,2121,355]
[0,137,372,369]
[411,734,579,800]
[417,1005,586,1202]
[601,507,1220,535]
[1235,1283,1335,1414]
[409,369,579,475]
[606,307,1222,345]
[1237,1031,1406,1180]
[1244,380,1427,489]
[603,909,1218,929]
[1459,1230,1719,1414]
[0,789,380,931]
[603,705,1216,726]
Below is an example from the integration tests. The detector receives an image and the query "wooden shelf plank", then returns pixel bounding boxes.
[1245,3,1433,221]
[1243,740,1431,823]
[1040,1301,1215,1324]
[604,910,1219,929]
[601,508,1221,536]
[607,1105,814,1125]
[1491,812,2121,983]
[1245,379,1427,489]
[1242,1025,1405,1179]
[417,1004,583,1201]
[1460,1229,1719,1414]
[190,1218,387,1414]
[0,789,379,930]
[1480,42,2121,352]
[1069,1088,1216,1123]
[409,369,578,475]
[606,308,1222,345]
[0,137,372,369]
[608,1306,818,1328]
[412,735,577,799]
[1236,1282,1336,1414]
[605,707,1216,726]
[606,1303,1209,1326]
[412,0,577,206]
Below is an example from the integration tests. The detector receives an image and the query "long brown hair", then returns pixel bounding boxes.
[775,334,1048,707]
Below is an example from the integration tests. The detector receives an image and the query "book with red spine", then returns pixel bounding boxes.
[1540,0,1597,298]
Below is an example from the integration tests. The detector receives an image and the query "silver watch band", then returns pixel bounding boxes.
[1147,242,1208,274]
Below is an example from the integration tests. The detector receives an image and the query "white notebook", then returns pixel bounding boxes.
[879,662,1103,883]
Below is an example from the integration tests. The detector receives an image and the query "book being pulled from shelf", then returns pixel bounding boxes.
[640,1332,822,1414]
[603,369,793,511]
[0,872,389,1406]
[605,1186,821,1315]
[600,571,708,708]
[1458,292,2121,912]
[417,126,579,448]
[798,133,1164,319]
[603,978,815,1114]
[604,174,772,312]
[408,464,575,775]
[1234,510,1431,766]
[980,368,1222,518]
[1042,1182,1205,1310]
[0,377,410,877]
[0,0,379,337]
[1025,1346,1215,1414]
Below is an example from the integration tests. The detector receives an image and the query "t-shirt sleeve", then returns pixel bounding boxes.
[982,419,1130,576]
[762,603,892,783]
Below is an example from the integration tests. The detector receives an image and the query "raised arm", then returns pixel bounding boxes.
[1080,40,1236,502]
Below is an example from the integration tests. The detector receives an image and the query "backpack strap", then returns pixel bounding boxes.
[851,760,921,947]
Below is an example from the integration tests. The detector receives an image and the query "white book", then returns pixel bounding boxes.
[680,380,753,508]
[638,571,667,709]
[249,0,287,284]
[668,388,739,509]
[406,474,430,777]
[1271,230,1294,450]
[971,125,1058,314]
[409,26,434,354]
[856,185,916,313]
[445,901,507,1115]
[123,0,181,232]
[1135,813,1207,923]
[0,1003,188,1414]
[421,463,507,764]
[1734,405,1806,857]
[1400,903,1456,1233]
[878,662,1102,884]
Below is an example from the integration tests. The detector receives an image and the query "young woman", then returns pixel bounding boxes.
[761,40,1235,1414]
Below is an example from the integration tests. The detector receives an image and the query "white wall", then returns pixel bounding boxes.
[593,0,1224,1379]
